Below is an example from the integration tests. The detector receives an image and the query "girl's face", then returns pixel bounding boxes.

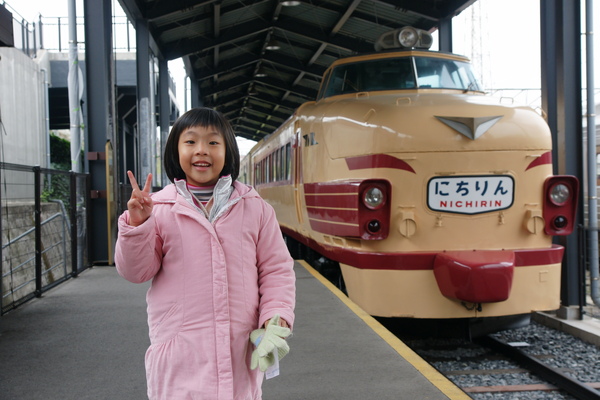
[178,125,226,187]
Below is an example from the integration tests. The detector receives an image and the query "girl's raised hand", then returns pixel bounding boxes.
[127,170,153,226]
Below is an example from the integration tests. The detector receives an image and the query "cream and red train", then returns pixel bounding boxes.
[240,27,578,335]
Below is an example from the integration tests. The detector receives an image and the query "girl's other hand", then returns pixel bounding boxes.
[127,170,153,227]
[264,318,289,329]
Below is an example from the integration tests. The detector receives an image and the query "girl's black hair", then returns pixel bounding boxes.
[164,107,240,183]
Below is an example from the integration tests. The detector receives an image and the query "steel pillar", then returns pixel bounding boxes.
[540,0,584,307]
[438,17,453,53]
[190,78,201,108]
[83,0,115,264]
[136,18,154,183]
[159,57,170,187]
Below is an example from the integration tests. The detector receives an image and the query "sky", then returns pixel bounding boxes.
[7,0,600,153]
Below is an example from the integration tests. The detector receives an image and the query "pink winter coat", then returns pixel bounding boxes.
[114,179,296,400]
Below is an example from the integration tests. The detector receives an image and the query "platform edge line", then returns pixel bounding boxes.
[297,260,470,400]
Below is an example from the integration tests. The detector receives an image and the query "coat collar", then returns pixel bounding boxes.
[153,176,258,223]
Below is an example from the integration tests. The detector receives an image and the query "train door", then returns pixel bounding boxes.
[294,121,304,224]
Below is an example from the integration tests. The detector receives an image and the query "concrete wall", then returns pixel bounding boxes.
[1,201,71,310]
[0,47,47,168]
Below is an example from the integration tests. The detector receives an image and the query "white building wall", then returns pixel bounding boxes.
[0,47,47,167]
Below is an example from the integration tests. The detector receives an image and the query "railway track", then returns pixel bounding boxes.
[400,330,600,400]
[473,335,600,399]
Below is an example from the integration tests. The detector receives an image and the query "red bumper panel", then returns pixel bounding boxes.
[433,250,515,303]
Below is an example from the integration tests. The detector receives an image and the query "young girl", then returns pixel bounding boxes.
[115,107,296,400]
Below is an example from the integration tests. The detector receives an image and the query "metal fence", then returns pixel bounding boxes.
[1,1,39,57]
[2,0,136,56]
[1,162,90,315]
[38,15,136,53]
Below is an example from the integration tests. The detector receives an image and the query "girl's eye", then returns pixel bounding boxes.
[185,140,195,144]
[210,141,220,145]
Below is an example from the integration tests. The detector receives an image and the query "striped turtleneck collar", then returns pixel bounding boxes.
[187,183,215,205]
[174,175,235,223]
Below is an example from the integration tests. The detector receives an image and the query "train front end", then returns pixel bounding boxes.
[297,28,578,325]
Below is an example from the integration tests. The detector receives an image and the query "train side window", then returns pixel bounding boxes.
[274,153,277,181]
[280,147,285,181]
[278,148,283,182]
[286,143,292,181]
[282,147,286,181]
[279,147,284,181]
[272,152,278,182]
[275,150,279,182]
[278,148,283,181]
[270,154,273,183]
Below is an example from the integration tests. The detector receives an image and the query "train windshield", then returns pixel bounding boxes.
[321,56,481,98]
[414,57,480,91]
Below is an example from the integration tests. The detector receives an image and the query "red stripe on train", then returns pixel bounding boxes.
[345,154,416,173]
[304,182,361,194]
[526,151,552,170]
[282,226,564,270]
[305,195,358,208]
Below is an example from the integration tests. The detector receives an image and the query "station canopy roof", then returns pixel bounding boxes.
[119,0,476,142]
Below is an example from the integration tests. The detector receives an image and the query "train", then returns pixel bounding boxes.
[239,27,578,337]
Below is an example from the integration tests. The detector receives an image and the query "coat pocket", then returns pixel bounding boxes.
[149,302,183,344]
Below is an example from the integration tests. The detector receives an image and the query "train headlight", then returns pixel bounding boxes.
[358,180,391,240]
[363,187,385,209]
[374,27,433,51]
[542,176,579,236]
[549,183,570,205]
[398,27,418,48]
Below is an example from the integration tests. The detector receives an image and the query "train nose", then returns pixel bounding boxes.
[433,250,515,303]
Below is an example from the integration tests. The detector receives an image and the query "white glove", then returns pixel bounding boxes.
[250,315,291,371]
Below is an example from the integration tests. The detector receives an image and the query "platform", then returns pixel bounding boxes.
[0,261,468,400]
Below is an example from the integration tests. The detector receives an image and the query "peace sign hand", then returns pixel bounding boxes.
[126,170,153,227]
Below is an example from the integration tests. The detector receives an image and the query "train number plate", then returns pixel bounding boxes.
[427,175,514,215]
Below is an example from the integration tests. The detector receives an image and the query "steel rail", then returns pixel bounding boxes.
[477,335,600,400]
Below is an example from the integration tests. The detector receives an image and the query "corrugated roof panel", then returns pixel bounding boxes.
[279,3,341,33]
[219,2,273,28]
[338,19,392,45]
[122,0,477,140]
[150,3,212,28]
[159,16,212,43]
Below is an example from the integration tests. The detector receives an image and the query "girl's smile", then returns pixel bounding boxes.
[178,126,226,187]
